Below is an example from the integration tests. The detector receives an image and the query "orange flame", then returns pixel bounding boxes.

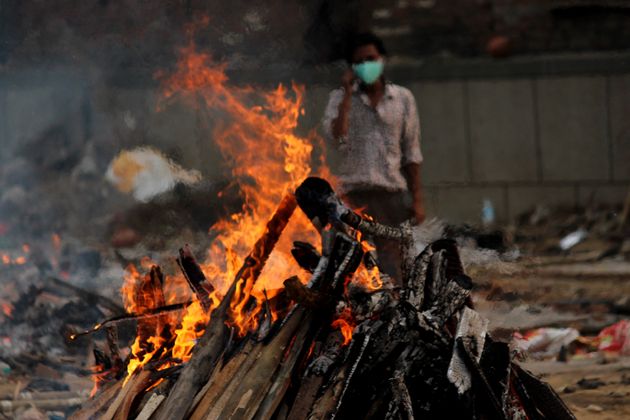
[117,20,331,383]
[1,302,13,318]
[158,29,320,337]
[332,308,355,346]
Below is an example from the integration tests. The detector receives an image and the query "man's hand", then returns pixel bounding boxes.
[403,163,425,225]
[412,201,426,225]
[341,68,355,93]
[332,69,355,140]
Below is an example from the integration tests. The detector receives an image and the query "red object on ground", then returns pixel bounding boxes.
[597,320,630,354]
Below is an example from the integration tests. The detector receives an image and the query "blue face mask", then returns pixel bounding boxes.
[352,60,384,85]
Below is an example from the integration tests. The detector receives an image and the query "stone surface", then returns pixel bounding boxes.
[609,75,630,181]
[507,185,576,220]
[468,79,537,182]
[410,81,469,184]
[537,76,609,181]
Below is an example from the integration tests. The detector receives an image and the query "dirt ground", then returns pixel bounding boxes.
[476,258,630,419]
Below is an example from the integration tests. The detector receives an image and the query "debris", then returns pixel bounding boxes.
[515,327,580,358]
[559,229,588,251]
[586,404,604,413]
[106,147,202,202]
[597,319,630,354]
[576,378,606,390]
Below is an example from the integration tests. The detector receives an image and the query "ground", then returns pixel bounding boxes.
[475,257,630,419]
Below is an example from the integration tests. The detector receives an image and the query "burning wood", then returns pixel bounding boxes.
[71,177,575,419]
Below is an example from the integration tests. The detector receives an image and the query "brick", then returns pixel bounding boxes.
[468,79,537,182]
[507,185,576,220]
[609,74,630,181]
[537,76,609,181]
[409,81,469,184]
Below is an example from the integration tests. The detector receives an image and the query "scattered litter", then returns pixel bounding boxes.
[559,228,588,251]
[597,319,630,354]
[576,378,605,390]
[586,404,604,413]
[514,327,580,358]
[106,147,202,202]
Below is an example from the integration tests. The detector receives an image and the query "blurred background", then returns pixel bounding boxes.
[1,1,630,418]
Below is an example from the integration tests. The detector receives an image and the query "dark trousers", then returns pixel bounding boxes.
[342,189,412,283]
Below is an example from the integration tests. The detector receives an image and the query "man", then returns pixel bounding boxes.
[322,32,425,280]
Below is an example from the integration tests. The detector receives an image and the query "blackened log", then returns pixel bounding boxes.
[48,276,124,314]
[511,363,576,420]
[291,241,321,273]
[155,193,297,420]
[69,300,194,340]
[283,276,322,308]
[177,244,214,310]
[402,244,433,311]
[385,370,414,420]
[455,337,506,420]
[106,326,123,375]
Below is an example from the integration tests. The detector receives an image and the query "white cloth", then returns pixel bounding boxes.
[322,82,422,194]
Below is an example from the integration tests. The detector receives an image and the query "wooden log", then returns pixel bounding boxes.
[69,381,122,420]
[48,276,124,314]
[106,326,123,374]
[216,306,307,419]
[99,370,151,420]
[253,312,313,419]
[0,397,87,413]
[177,244,214,310]
[113,370,154,420]
[134,393,165,420]
[155,193,297,420]
[187,340,257,419]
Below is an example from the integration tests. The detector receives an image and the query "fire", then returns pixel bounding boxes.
[332,308,356,346]
[117,19,325,381]
[1,255,9,265]
[158,25,320,337]
[354,265,383,291]
[1,302,13,318]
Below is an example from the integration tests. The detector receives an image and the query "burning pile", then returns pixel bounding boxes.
[69,178,575,420]
[66,23,575,419]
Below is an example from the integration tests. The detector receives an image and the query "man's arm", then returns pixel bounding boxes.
[403,163,425,224]
[400,89,425,224]
[331,69,355,140]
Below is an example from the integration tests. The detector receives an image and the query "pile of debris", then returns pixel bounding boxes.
[70,178,575,420]
[514,194,630,261]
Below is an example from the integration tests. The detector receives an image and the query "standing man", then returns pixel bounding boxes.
[322,32,425,280]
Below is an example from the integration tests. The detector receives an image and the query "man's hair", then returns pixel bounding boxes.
[346,32,387,63]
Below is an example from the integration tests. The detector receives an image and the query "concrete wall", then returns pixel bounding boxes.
[405,74,630,224]
[2,55,629,225]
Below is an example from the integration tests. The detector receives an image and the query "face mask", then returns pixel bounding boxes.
[352,59,384,85]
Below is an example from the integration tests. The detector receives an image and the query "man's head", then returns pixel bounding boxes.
[346,33,387,85]
[346,32,387,64]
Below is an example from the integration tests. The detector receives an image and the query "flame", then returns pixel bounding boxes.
[354,265,383,291]
[116,19,332,383]
[1,255,9,265]
[332,308,356,346]
[158,28,320,337]
[1,302,13,318]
